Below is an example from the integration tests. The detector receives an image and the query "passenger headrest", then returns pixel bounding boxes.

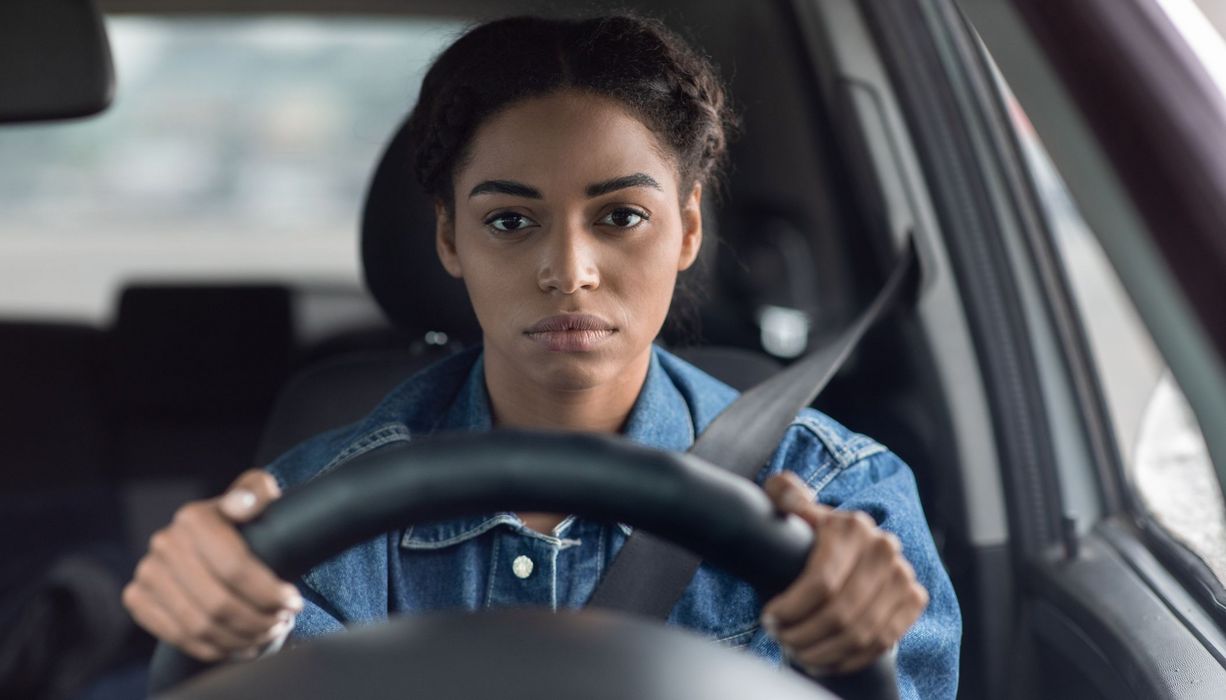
[112,285,292,415]
[361,115,482,343]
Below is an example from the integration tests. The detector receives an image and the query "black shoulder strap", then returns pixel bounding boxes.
[587,236,921,617]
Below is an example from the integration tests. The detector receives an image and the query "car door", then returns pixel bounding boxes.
[790,0,1226,696]
[847,0,1226,697]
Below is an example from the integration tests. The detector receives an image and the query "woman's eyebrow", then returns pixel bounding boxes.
[469,180,542,199]
[586,173,663,197]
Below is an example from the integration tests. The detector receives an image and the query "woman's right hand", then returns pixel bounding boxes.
[123,469,303,661]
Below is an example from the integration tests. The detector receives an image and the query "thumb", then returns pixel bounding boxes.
[218,469,282,523]
[763,472,830,529]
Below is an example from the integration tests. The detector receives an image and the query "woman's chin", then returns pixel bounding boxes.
[524,352,620,392]
[484,334,650,394]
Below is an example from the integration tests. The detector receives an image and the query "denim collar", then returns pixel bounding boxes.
[402,346,695,547]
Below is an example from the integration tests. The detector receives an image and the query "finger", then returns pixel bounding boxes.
[129,557,252,656]
[137,554,262,652]
[762,517,866,628]
[764,471,817,511]
[876,586,927,651]
[792,567,923,671]
[124,582,226,662]
[822,595,915,674]
[173,503,302,615]
[849,556,925,644]
[763,472,810,507]
[765,474,832,533]
[828,644,892,675]
[778,530,902,650]
[822,599,918,675]
[123,581,200,656]
[220,469,282,523]
[150,527,285,639]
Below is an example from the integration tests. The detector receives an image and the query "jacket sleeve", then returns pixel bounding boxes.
[825,450,961,700]
[259,423,388,649]
[748,446,962,700]
[285,579,348,644]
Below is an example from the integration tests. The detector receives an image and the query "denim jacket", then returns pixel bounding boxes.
[266,346,961,699]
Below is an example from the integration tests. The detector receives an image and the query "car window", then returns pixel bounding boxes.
[0,15,466,323]
[1003,89,1226,584]
[1160,0,1226,101]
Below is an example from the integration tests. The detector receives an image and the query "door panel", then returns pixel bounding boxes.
[838,0,1226,696]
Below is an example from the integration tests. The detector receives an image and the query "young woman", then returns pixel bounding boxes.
[123,15,961,699]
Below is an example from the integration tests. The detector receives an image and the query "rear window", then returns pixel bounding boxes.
[0,16,466,322]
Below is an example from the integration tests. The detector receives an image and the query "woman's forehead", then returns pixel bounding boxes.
[456,92,680,197]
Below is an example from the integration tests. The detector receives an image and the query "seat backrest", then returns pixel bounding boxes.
[0,322,113,488]
[254,345,781,467]
[0,322,121,585]
[253,347,453,466]
[110,284,294,554]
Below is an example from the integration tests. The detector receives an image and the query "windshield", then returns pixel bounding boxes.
[0,15,465,323]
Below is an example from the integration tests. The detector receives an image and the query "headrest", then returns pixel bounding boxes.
[113,285,292,415]
[361,115,482,343]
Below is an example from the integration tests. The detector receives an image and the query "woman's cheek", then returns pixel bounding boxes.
[629,269,680,337]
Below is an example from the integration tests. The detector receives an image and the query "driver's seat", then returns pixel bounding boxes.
[254,113,782,467]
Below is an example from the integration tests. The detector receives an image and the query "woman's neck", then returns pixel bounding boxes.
[483,345,652,535]
[482,347,652,434]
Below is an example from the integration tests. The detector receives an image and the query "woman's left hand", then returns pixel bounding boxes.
[760,472,929,675]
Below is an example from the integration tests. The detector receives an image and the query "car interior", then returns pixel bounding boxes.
[2,0,1101,698]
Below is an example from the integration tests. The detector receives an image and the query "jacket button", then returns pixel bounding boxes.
[512,555,534,579]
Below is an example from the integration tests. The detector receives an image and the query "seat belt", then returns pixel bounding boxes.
[588,236,920,696]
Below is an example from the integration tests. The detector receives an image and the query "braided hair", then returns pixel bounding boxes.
[406,14,738,214]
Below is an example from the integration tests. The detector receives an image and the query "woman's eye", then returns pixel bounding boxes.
[598,207,648,229]
[484,212,536,233]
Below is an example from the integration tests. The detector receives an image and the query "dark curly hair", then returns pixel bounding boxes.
[407,14,738,213]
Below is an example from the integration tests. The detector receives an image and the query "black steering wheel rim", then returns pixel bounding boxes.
[149,430,897,699]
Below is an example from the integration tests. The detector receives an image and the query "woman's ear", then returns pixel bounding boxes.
[677,182,704,271]
[435,201,463,279]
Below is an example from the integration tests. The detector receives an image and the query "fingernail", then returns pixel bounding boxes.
[803,664,828,678]
[282,588,303,612]
[276,609,294,624]
[263,617,293,642]
[263,473,282,500]
[782,488,808,512]
[760,613,778,636]
[222,489,256,515]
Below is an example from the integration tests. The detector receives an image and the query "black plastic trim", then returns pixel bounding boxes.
[1132,516,1226,633]
[858,0,1063,555]
[952,7,1127,516]
[1024,531,1226,698]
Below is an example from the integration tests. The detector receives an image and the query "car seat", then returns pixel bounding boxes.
[110,284,293,554]
[0,322,120,585]
[0,322,130,699]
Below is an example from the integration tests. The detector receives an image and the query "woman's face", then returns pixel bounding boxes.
[436,90,702,393]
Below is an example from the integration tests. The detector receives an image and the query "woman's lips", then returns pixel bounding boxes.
[525,314,617,352]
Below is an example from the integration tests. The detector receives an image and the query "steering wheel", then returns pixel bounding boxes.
[149,431,900,700]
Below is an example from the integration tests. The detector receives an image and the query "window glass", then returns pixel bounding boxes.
[1004,93,1226,583]
[0,16,465,322]
[1157,0,1226,102]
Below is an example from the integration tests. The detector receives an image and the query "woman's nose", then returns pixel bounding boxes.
[537,226,600,294]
